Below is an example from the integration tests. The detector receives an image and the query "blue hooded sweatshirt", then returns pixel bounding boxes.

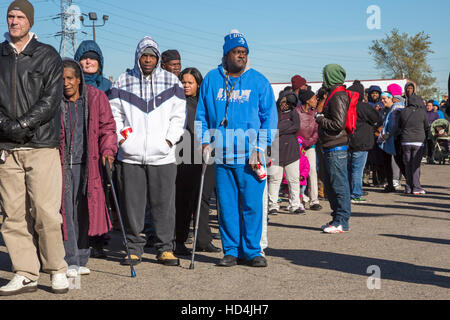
[195,62,278,166]
[74,40,112,92]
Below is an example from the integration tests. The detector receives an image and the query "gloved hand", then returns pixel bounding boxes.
[2,119,31,144]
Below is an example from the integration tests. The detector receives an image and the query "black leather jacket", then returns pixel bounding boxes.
[317,84,349,149]
[0,36,63,149]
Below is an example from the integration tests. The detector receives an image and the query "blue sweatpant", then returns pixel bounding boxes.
[215,164,266,260]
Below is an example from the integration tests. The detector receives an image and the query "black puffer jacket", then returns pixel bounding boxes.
[0,36,63,150]
[317,84,349,149]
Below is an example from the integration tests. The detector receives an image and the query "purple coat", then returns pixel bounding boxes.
[426,110,439,126]
[59,84,117,240]
[295,104,318,148]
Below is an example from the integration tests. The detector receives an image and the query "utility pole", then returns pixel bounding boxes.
[57,0,80,57]
[80,12,108,42]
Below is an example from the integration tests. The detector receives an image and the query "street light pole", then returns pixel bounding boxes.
[80,12,108,42]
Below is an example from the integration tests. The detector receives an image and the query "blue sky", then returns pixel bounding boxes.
[1,0,449,95]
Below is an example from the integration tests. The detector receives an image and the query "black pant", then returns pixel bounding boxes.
[116,161,177,257]
[380,150,394,188]
[63,164,90,267]
[175,164,215,248]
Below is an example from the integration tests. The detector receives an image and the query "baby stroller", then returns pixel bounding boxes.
[431,119,449,164]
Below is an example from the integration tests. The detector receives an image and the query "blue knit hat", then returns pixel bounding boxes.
[223,29,249,57]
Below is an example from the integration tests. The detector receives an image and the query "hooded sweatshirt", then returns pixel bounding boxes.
[404,82,425,111]
[108,36,186,165]
[195,58,278,166]
[398,95,429,144]
[367,85,383,110]
[75,40,112,92]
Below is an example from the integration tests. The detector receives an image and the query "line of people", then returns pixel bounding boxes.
[0,0,448,297]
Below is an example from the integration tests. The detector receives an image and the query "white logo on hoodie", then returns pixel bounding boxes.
[216,89,251,103]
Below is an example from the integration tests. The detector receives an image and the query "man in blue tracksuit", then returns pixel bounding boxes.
[195,29,278,267]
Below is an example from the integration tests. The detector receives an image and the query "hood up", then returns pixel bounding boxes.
[75,40,105,76]
[404,82,417,96]
[133,36,162,78]
[406,95,423,109]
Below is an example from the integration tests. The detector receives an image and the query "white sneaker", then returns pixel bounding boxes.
[51,273,69,294]
[66,265,79,278]
[78,266,90,276]
[0,274,37,296]
[321,221,333,230]
[323,224,344,234]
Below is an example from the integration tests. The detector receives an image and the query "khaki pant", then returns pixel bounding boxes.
[267,160,300,211]
[0,148,67,281]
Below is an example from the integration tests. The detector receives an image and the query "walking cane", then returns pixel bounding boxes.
[189,148,211,270]
[105,161,136,278]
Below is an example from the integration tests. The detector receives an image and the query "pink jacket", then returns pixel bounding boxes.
[298,154,310,186]
[59,84,117,240]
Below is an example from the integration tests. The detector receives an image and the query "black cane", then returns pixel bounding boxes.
[105,161,136,278]
[189,149,211,270]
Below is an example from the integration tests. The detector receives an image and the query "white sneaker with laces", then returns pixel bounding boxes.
[0,274,37,296]
[78,266,90,275]
[323,225,344,234]
[51,273,69,294]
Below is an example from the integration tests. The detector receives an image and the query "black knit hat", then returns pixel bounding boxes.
[80,51,100,62]
[298,89,315,105]
[7,0,34,27]
[161,49,180,63]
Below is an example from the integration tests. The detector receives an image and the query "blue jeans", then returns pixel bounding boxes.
[347,151,368,199]
[322,149,351,230]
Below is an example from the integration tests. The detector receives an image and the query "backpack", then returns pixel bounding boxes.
[323,86,359,135]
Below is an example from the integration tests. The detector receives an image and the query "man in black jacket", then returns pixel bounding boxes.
[315,64,351,234]
[347,81,379,203]
[0,0,68,296]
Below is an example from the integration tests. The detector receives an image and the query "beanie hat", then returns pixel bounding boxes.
[142,47,158,57]
[291,75,307,91]
[223,29,249,57]
[161,49,180,63]
[298,89,315,105]
[322,64,346,89]
[7,0,34,28]
[80,51,100,62]
[387,83,402,97]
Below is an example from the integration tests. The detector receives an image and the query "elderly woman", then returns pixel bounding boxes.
[60,59,117,278]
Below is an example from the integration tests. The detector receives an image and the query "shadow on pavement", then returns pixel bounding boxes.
[379,234,450,246]
[266,248,450,289]
[355,203,450,216]
[267,222,323,232]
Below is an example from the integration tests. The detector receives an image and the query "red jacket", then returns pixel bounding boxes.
[59,84,117,240]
